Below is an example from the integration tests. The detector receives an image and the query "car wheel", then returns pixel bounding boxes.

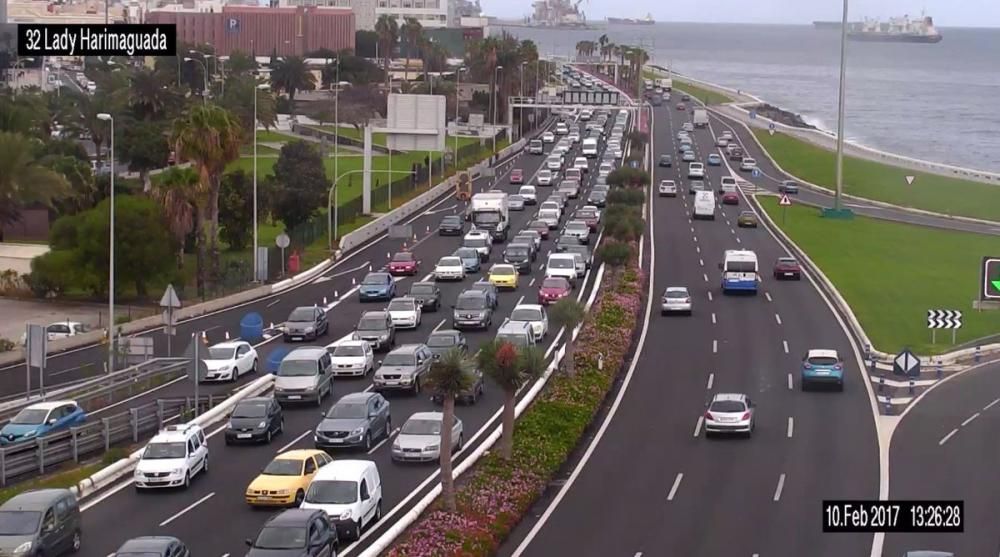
[456,432,464,451]
[70,530,82,553]
[203,457,209,474]
[266,429,272,443]
[184,473,191,488]
[278,418,285,433]
[364,432,372,451]
[231,367,239,383]
[374,500,383,522]
[413,377,421,395]
[385,417,392,439]
[352,522,362,540]
[294,489,305,506]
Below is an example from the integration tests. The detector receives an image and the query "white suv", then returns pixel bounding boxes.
[134,424,209,489]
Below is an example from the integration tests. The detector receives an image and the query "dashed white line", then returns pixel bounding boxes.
[159,492,215,526]
[984,398,1000,411]
[711,312,717,324]
[277,430,312,453]
[961,413,980,427]
[731,228,736,235]
[774,313,782,325]
[939,428,958,446]
[690,226,695,233]
[707,373,714,390]
[368,428,400,454]
[736,237,742,244]
[693,417,703,438]
[773,474,786,502]
[782,340,789,354]
[432,319,446,332]
[699,258,704,267]
[712,339,718,353]
[707,291,713,301]
[787,417,794,438]
[529,277,536,287]
[703,273,709,282]
[266,299,281,308]
[515,295,525,306]
[667,473,684,500]
[696,245,701,254]
[693,236,698,243]
[788,373,794,390]
[765,292,773,302]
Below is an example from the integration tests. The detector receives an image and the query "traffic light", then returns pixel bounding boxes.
[983,257,1000,300]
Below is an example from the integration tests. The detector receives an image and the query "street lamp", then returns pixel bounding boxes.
[493,65,503,153]
[10,57,34,96]
[253,83,271,282]
[454,67,466,166]
[328,169,415,249]
[831,0,852,218]
[519,61,527,140]
[182,57,209,103]
[97,113,115,373]
[332,57,340,230]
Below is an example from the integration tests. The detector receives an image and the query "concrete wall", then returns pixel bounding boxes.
[0,243,49,275]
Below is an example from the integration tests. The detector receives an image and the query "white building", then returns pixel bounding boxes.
[281,0,376,30]
[281,0,452,30]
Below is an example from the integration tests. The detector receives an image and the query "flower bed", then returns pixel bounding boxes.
[386,264,646,556]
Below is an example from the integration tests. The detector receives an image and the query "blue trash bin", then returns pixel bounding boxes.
[267,347,292,374]
[240,312,264,344]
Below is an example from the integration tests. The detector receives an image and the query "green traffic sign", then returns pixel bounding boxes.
[983,257,1000,300]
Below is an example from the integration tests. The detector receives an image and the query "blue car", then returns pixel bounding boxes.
[707,154,722,166]
[359,272,396,301]
[453,248,482,273]
[801,349,844,391]
[1,400,87,445]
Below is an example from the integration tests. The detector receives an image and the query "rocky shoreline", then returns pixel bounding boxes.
[751,103,818,130]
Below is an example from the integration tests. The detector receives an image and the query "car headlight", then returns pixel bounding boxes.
[258,421,267,429]
[13,541,32,556]
[425,444,440,452]
[392,441,400,450]
[340,510,352,520]
[351,426,365,437]
[276,489,290,495]
[379,334,388,340]
[305,326,314,333]
[22,430,36,437]
[352,332,361,340]
[228,421,235,429]
[173,468,185,475]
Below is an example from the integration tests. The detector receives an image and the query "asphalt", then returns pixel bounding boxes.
[708,110,1000,237]
[498,96,879,556]
[73,113,613,557]
[883,362,1000,557]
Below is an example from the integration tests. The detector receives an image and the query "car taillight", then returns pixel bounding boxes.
[741,412,751,420]
[683,298,691,303]
[704,412,713,420]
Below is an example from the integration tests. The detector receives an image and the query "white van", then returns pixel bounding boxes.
[495,321,536,348]
[693,191,716,220]
[582,137,599,158]
[134,424,209,489]
[301,460,382,541]
[719,176,738,194]
[545,253,579,285]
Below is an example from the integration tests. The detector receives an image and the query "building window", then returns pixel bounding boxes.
[401,0,411,7]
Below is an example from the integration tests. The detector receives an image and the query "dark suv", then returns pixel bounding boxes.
[373,344,434,394]
[503,243,534,274]
[353,311,396,352]
[452,291,493,330]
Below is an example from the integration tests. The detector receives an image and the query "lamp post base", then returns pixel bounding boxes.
[821,208,855,220]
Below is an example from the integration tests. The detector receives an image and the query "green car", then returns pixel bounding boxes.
[737,211,758,228]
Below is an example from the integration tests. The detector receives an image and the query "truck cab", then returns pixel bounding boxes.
[470,192,510,242]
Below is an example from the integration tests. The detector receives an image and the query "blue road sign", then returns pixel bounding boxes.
[749,110,757,120]
[893,348,921,378]
[751,168,761,178]
[768,122,775,130]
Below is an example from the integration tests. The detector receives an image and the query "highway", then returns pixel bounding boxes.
[499,91,880,556]
[708,110,1000,236]
[72,110,616,557]
[883,362,1000,557]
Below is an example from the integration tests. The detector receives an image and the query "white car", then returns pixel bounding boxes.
[518,185,537,204]
[565,168,582,183]
[20,321,89,345]
[581,204,602,220]
[688,162,705,179]
[539,200,562,219]
[541,131,555,143]
[704,393,755,437]
[434,256,466,281]
[573,157,589,172]
[660,286,692,315]
[200,340,259,382]
[567,132,580,144]
[658,180,678,197]
[682,122,694,132]
[326,340,375,376]
[386,297,422,329]
[537,209,560,230]
[677,130,689,141]
[464,229,492,259]
[546,155,563,171]
[509,304,548,341]
[716,137,730,148]
[134,424,209,489]
[537,169,554,186]
[721,130,734,141]
[554,122,569,135]
[545,253,578,285]
[598,162,613,178]
[612,146,624,159]
[740,157,757,171]
[552,143,570,157]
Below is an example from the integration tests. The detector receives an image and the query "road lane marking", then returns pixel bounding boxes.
[707,291,713,301]
[731,228,736,235]
[368,428,400,454]
[693,236,698,243]
[939,428,958,446]
[787,417,794,438]
[774,313,782,325]
[985,398,1000,411]
[515,295,525,306]
[277,430,312,453]
[159,492,215,526]
[961,412,980,427]
[639,236,645,267]
[712,340,718,353]
[696,245,701,253]
[707,373,714,390]
[765,292,772,302]
[667,473,684,500]
[699,258,704,267]
[529,277,536,287]
[266,299,281,308]
[736,237,741,244]
[690,226,694,233]
[773,474,786,501]
[420,273,433,282]
[788,373,793,390]
[703,273,709,282]
[432,319,446,332]
[782,340,789,354]
[711,313,716,324]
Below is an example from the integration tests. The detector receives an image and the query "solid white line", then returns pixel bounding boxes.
[787,417,794,438]
[939,428,958,446]
[961,413,980,427]
[368,428,399,455]
[706,373,714,390]
[159,492,215,526]
[432,319,446,332]
[773,474,786,501]
[711,312,716,324]
[277,430,312,453]
[703,273,709,282]
[774,313,782,325]
[985,398,1000,411]
[712,339,718,353]
[667,473,684,501]
[788,373,794,390]
[707,291,713,301]
[266,299,281,308]
[782,340,789,354]
[638,235,645,267]
[765,292,773,302]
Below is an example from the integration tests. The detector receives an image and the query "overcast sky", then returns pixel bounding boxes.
[489,0,1000,27]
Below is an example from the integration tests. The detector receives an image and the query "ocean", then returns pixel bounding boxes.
[496,23,1000,173]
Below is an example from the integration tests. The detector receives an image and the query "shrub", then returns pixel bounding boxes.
[607,189,645,206]
[603,212,644,243]
[607,167,650,189]
[26,250,78,298]
[598,241,632,267]
[0,338,15,353]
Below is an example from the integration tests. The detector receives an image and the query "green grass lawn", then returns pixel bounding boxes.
[309,125,485,150]
[255,130,299,143]
[754,130,1000,222]
[239,144,279,156]
[759,196,1000,355]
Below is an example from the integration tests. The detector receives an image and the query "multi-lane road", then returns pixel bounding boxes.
[71,106,621,557]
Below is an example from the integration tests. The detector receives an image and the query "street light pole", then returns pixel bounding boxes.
[493,65,503,153]
[253,83,270,282]
[97,113,114,373]
[183,57,209,104]
[834,0,849,213]
[519,62,526,140]
[454,67,464,167]
[328,169,414,248]
[334,57,340,238]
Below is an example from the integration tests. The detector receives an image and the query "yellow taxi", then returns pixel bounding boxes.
[245,449,332,507]
[488,264,519,290]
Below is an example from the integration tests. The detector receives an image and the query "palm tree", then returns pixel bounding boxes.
[399,17,423,84]
[424,348,473,512]
[269,56,316,112]
[375,14,399,90]
[478,341,545,459]
[128,68,179,121]
[70,90,122,162]
[549,299,587,375]
[170,104,243,295]
[0,132,70,227]
[149,165,199,270]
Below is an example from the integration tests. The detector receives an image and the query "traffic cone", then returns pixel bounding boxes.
[224,331,230,340]
[323,297,328,305]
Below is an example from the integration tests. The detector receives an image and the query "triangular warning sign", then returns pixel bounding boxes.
[905,175,915,185]
[779,195,792,206]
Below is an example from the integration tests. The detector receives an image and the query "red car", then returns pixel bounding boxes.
[538,277,572,305]
[510,168,524,184]
[676,103,686,111]
[576,209,600,231]
[527,220,550,239]
[388,251,419,276]
[721,192,740,205]
[773,257,802,280]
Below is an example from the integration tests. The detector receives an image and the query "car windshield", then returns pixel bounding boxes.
[725,261,757,273]
[387,300,412,311]
[590,192,607,199]
[438,257,461,267]
[278,359,318,376]
[540,210,559,219]
[306,480,358,505]
[530,221,547,229]
[464,238,489,248]
[288,308,314,322]
[511,308,542,322]
[410,284,435,295]
[549,258,574,269]
[455,249,478,260]
[427,334,457,348]
[778,258,798,265]
[207,347,236,360]
[456,296,486,310]
[567,222,587,231]
[709,400,746,413]
[741,213,756,219]
[510,196,524,203]
[497,333,530,346]
[441,216,460,224]
[475,213,501,225]
[263,458,303,476]
[0,511,40,536]
[665,290,688,299]
[10,408,47,425]
[144,442,186,459]
[401,419,441,435]
[392,253,413,262]
[541,278,567,289]
[254,526,307,550]
[326,403,368,419]
[232,401,269,418]
[492,266,515,275]
[363,274,389,285]
[507,246,529,257]
[358,317,386,331]
[808,356,839,366]
[333,345,365,357]
[382,353,416,367]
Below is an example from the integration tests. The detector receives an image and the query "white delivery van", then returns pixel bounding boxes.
[719,176,738,194]
[581,137,598,158]
[301,459,382,541]
[545,253,579,285]
[693,191,716,220]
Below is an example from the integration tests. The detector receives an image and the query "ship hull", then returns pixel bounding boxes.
[847,32,942,43]
[607,18,654,25]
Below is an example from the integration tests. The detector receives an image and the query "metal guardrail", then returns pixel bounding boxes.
[0,393,231,486]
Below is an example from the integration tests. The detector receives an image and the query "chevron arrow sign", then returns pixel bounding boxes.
[927,309,963,329]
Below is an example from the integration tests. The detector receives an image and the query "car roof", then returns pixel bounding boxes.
[429,329,461,338]
[286,346,327,359]
[408,411,443,422]
[513,303,544,312]
[459,289,488,298]
[336,392,377,405]
[274,449,327,461]
[267,508,323,526]
[237,396,274,405]
[312,459,376,481]
[665,286,689,293]
[209,341,246,350]
[807,349,840,359]
[0,489,73,511]
[26,400,77,411]
[389,296,417,304]
[491,264,515,271]
[117,537,181,553]
[712,393,748,403]
[389,344,426,355]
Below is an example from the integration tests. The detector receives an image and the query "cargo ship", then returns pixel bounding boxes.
[607,13,654,25]
[847,13,942,43]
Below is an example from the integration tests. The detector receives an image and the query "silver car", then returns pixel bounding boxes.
[562,220,591,244]
[661,286,692,315]
[373,344,433,394]
[391,411,464,462]
[704,393,755,437]
[508,195,526,211]
[314,392,392,450]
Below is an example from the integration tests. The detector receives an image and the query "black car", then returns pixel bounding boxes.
[408,282,441,311]
[115,537,190,557]
[467,281,499,309]
[658,154,672,167]
[431,366,485,405]
[438,215,464,235]
[587,190,607,207]
[778,180,800,194]
[503,243,534,274]
[245,509,337,557]
[284,306,329,342]
[225,396,284,445]
[426,329,469,358]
